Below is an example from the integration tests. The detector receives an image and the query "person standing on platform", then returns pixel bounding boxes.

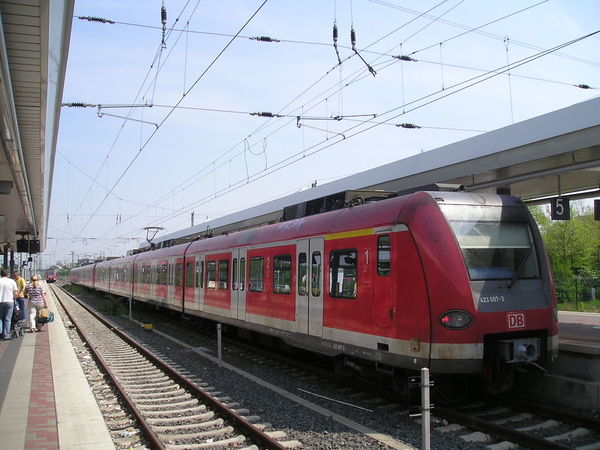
[13,271,26,323]
[0,269,17,340]
[25,275,48,333]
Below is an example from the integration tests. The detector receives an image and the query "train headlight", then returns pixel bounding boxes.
[439,310,473,330]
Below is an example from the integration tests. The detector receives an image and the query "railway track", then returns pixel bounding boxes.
[57,283,426,449]
[50,284,296,450]
[434,397,600,449]
[57,282,600,450]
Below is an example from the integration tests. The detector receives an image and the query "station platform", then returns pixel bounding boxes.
[0,285,113,449]
[519,311,600,411]
[557,310,600,345]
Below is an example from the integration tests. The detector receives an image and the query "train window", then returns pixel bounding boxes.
[249,256,264,292]
[329,249,358,298]
[161,264,168,285]
[298,252,307,296]
[218,260,229,290]
[312,251,322,297]
[443,205,540,281]
[206,261,216,289]
[175,263,183,287]
[378,235,391,276]
[199,261,204,288]
[186,262,195,288]
[273,255,292,294]
[240,257,246,291]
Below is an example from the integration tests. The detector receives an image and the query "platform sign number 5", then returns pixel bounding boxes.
[551,197,570,220]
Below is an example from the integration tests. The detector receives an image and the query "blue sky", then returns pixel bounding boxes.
[45,0,600,265]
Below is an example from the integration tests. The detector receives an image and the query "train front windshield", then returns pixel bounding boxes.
[440,204,540,281]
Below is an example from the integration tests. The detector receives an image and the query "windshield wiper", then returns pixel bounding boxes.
[507,243,535,288]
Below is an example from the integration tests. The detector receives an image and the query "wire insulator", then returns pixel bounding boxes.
[576,84,592,89]
[78,16,115,24]
[161,1,167,49]
[393,55,417,62]
[249,36,280,42]
[251,112,282,118]
[62,102,89,108]
[396,123,421,129]
[161,2,167,25]
[332,21,342,65]
[349,25,376,76]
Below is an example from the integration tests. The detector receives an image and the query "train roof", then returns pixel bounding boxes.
[80,191,528,269]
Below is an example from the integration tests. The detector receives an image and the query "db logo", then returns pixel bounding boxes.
[507,312,526,329]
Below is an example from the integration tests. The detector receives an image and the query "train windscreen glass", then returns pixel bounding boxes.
[441,205,540,281]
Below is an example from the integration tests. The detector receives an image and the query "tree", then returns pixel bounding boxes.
[531,201,600,303]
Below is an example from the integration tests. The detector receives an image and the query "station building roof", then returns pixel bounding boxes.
[0,0,75,254]
[150,96,600,247]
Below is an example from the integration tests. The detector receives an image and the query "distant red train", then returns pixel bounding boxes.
[71,191,559,392]
[46,269,57,283]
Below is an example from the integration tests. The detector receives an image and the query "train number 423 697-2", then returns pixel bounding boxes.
[480,295,505,303]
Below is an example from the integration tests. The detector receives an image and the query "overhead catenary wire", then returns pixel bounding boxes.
[75,28,600,260]
[57,2,598,260]
[58,1,269,257]
[64,0,208,244]
[79,24,597,253]
[85,1,270,221]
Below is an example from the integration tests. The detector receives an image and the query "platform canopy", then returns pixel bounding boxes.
[153,96,600,246]
[0,0,74,254]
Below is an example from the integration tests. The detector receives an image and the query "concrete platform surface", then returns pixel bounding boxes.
[0,285,113,449]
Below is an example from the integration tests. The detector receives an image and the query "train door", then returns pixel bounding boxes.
[231,248,247,320]
[174,257,184,309]
[131,262,137,300]
[168,258,175,307]
[296,237,324,337]
[196,253,205,312]
[374,232,395,328]
[183,256,196,315]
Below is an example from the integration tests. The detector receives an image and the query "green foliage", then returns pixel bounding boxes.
[531,200,600,311]
[65,284,85,295]
[99,295,127,316]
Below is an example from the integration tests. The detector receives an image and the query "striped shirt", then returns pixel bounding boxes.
[25,284,46,304]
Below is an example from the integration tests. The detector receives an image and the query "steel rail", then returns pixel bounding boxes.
[493,396,600,432]
[436,406,580,450]
[50,285,166,450]
[52,284,290,450]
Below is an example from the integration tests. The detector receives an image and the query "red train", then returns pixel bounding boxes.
[70,191,558,393]
[46,269,57,283]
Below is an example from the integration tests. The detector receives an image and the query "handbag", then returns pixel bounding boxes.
[37,307,52,323]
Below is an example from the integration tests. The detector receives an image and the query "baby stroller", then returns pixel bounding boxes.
[10,305,26,338]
